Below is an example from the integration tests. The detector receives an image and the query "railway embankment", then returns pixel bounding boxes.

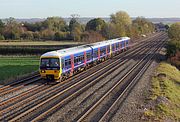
[144,62,180,121]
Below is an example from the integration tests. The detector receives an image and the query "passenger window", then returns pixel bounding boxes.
[65,60,68,66]
[68,60,71,65]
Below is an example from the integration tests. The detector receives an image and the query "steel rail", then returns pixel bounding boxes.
[76,37,167,122]
[0,76,41,97]
[98,40,166,122]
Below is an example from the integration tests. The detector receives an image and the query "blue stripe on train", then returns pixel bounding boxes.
[62,59,93,73]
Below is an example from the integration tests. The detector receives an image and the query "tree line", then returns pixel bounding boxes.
[0,11,155,42]
[167,22,180,69]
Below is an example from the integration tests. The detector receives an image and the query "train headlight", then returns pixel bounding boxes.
[54,70,58,73]
[41,70,46,73]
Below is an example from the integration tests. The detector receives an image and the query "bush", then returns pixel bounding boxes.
[167,23,180,68]
[0,34,5,40]
[40,29,55,40]
[167,42,179,56]
[81,31,105,43]
[54,31,71,41]
[33,32,41,40]
[168,22,180,40]
[167,40,180,69]
[21,31,34,40]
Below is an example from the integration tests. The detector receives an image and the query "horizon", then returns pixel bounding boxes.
[0,0,180,18]
[1,17,180,19]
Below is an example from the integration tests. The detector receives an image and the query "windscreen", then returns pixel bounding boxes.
[40,58,60,69]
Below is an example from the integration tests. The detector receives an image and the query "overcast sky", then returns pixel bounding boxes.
[0,0,180,18]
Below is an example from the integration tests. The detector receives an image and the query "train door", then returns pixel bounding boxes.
[60,57,63,76]
[110,44,112,57]
[119,42,121,52]
[98,48,100,60]
[126,40,129,49]
[106,46,108,57]
[70,55,74,75]
[84,51,87,66]
[124,40,126,50]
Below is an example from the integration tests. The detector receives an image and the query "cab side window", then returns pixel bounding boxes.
[62,59,64,68]
[65,59,71,67]
[107,45,110,53]
[86,52,91,61]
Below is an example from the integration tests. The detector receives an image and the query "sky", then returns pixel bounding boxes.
[0,0,180,18]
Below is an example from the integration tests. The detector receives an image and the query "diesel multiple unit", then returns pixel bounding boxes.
[39,37,130,81]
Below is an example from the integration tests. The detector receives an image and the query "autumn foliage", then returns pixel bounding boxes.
[167,22,180,69]
[0,11,155,43]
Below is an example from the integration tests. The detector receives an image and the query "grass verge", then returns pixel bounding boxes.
[0,56,39,85]
[146,62,180,121]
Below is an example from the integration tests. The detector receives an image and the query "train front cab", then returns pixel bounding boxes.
[39,56,62,81]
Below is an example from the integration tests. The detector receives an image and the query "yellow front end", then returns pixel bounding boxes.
[39,56,62,81]
[40,69,61,80]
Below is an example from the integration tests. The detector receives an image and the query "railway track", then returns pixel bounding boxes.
[75,38,167,122]
[0,74,41,97]
[37,33,167,121]
[0,32,167,122]
[98,49,163,122]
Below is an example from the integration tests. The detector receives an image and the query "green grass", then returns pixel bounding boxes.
[149,62,180,121]
[0,56,39,84]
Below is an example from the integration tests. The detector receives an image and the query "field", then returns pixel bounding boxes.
[0,40,83,46]
[0,40,84,55]
[0,56,39,84]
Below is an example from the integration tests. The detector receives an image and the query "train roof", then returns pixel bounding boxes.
[88,37,130,49]
[57,45,92,56]
[40,37,130,58]
[41,45,92,58]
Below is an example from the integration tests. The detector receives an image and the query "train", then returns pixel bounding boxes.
[39,37,130,81]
